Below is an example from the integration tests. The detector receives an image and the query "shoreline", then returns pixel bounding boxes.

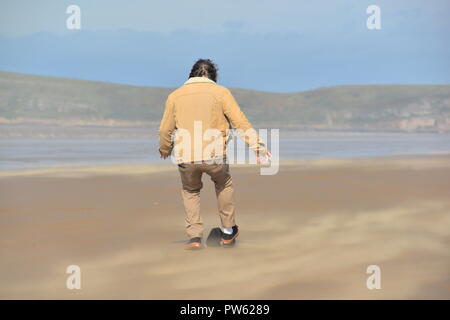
[1,153,450,178]
[2,126,450,139]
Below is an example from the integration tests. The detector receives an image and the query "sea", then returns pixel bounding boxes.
[1,133,450,171]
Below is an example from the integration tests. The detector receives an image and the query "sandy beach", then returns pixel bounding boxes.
[1,155,449,299]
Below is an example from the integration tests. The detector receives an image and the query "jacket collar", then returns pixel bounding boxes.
[184,77,216,85]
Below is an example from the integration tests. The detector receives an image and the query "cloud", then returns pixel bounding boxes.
[0,28,448,92]
[223,21,245,31]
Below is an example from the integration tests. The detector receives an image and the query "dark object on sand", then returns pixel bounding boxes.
[206,227,223,247]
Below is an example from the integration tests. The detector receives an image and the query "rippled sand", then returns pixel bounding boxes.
[1,155,449,299]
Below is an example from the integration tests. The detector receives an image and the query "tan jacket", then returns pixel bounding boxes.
[159,77,266,162]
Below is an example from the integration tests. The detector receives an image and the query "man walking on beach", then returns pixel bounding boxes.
[159,59,270,250]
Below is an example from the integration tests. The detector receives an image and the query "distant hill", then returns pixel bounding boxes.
[1,71,449,133]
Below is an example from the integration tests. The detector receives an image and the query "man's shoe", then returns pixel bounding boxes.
[184,237,203,250]
[221,225,239,246]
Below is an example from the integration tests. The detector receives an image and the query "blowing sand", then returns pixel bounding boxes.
[1,155,449,299]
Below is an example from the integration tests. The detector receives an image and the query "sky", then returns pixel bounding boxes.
[0,0,449,92]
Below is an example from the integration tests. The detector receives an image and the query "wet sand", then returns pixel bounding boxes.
[1,155,450,299]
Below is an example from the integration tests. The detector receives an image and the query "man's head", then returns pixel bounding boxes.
[189,59,218,82]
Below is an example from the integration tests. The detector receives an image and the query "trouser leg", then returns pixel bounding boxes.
[178,164,203,239]
[205,163,236,228]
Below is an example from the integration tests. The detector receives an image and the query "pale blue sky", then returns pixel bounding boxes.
[1,0,449,36]
[0,0,449,91]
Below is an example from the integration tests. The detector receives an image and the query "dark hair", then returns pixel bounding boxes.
[189,59,218,82]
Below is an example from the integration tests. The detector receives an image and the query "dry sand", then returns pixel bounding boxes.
[1,155,449,299]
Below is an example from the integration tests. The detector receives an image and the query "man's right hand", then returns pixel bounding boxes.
[159,149,170,160]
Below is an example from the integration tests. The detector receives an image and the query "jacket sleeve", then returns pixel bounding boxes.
[158,95,176,156]
[222,88,266,153]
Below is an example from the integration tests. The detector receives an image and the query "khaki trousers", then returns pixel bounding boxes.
[178,162,236,239]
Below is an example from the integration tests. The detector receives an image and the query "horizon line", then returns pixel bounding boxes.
[2,70,449,95]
